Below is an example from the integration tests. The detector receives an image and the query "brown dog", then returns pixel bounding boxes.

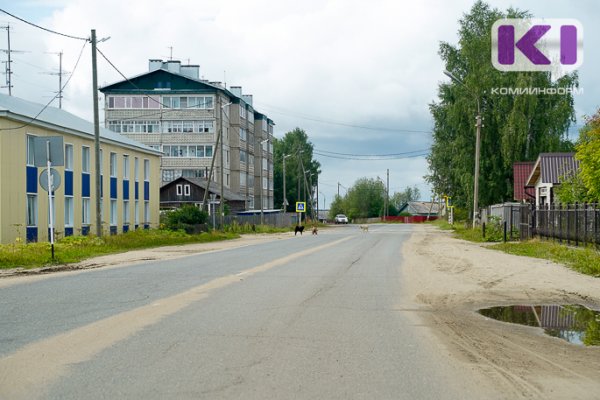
[312,226,318,235]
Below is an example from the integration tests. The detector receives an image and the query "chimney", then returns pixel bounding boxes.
[180,65,200,79]
[230,86,242,97]
[209,81,223,88]
[149,59,163,71]
[166,60,181,74]
[242,94,253,106]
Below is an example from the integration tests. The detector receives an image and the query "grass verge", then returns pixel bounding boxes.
[490,240,600,277]
[0,229,239,270]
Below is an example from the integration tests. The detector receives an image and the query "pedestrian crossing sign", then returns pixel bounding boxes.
[296,202,306,213]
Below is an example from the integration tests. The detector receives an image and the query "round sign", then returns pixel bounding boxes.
[39,168,62,192]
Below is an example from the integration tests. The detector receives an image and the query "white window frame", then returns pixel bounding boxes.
[27,194,38,226]
[184,184,191,196]
[110,199,117,226]
[110,152,117,177]
[135,200,140,225]
[144,159,150,181]
[123,155,130,179]
[123,200,130,224]
[82,146,90,173]
[144,201,150,223]
[82,198,91,225]
[65,144,74,170]
[176,184,183,196]
[64,196,74,227]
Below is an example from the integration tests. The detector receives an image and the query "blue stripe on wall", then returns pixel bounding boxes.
[123,180,129,200]
[65,170,73,196]
[26,227,38,242]
[82,173,90,197]
[135,182,139,200]
[123,225,129,233]
[82,226,90,236]
[144,181,150,201]
[110,177,117,199]
[65,227,73,237]
[26,166,38,193]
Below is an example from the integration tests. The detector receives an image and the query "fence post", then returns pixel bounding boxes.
[574,202,579,246]
[509,206,513,240]
[503,221,507,242]
[583,202,587,246]
[482,222,486,239]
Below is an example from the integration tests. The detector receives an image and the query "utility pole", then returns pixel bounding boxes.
[473,108,482,228]
[91,29,102,237]
[283,154,291,212]
[385,169,389,220]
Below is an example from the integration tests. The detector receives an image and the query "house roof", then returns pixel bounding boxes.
[161,176,246,202]
[0,93,161,156]
[525,153,580,186]
[398,201,440,215]
[513,161,536,200]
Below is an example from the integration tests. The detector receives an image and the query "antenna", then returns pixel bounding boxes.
[42,51,69,108]
[224,70,226,89]
[168,46,173,60]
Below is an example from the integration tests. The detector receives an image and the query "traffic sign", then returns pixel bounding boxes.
[39,168,61,192]
[296,202,306,213]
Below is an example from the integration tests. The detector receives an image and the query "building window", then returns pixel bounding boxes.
[82,146,90,173]
[107,96,160,109]
[176,184,183,196]
[26,135,36,166]
[240,173,247,187]
[27,194,38,226]
[99,149,103,175]
[123,200,130,224]
[162,145,213,158]
[110,153,117,177]
[240,128,247,141]
[143,201,149,223]
[144,159,150,181]
[135,200,140,225]
[123,155,129,179]
[163,96,214,110]
[82,198,90,225]
[263,177,267,190]
[65,144,73,170]
[240,150,247,163]
[64,197,74,227]
[134,157,139,182]
[110,200,117,226]
[184,184,191,196]
[262,158,267,170]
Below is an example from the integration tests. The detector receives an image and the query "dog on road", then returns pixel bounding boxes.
[359,224,369,233]
[312,226,318,235]
[294,225,305,236]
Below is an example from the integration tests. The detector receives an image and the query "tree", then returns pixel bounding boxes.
[427,1,577,212]
[556,108,600,203]
[273,128,321,213]
[575,110,600,201]
[344,177,386,220]
[390,186,421,211]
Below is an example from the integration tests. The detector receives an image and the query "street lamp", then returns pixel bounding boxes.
[220,102,232,227]
[282,154,292,212]
[260,138,269,225]
[443,70,482,228]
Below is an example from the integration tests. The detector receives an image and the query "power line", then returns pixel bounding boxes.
[0,9,88,41]
[255,101,433,134]
[0,40,87,131]
[315,148,429,157]
[313,150,429,160]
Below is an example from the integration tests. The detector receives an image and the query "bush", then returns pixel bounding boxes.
[163,205,208,233]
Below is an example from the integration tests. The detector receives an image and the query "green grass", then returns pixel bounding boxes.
[490,240,600,277]
[0,229,240,270]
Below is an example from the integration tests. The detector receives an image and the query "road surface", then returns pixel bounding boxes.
[0,225,467,399]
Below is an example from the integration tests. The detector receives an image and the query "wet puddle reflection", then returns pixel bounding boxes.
[478,305,600,346]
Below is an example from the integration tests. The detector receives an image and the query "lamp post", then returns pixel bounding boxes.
[220,101,232,228]
[260,138,269,225]
[282,154,291,212]
[444,70,481,228]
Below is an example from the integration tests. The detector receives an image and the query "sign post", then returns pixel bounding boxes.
[296,201,306,225]
[33,136,64,261]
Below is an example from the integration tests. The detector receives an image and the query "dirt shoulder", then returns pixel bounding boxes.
[401,224,600,399]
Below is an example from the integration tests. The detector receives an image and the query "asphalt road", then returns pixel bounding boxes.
[0,224,463,399]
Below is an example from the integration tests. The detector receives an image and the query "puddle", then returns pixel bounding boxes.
[478,305,600,346]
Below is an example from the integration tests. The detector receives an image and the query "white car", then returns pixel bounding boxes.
[334,214,349,224]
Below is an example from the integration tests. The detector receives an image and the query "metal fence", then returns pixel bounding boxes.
[481,203,521,239]
[520,203,600,246]
[213,212,297,230]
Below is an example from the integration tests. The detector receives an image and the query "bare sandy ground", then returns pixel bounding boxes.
[401,224,600,399]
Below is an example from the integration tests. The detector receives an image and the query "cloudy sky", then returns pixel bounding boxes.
[1,0,598,209]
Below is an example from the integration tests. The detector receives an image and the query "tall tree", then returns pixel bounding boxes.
[427,1,577,211]
[344,177,386,219]
[273,128,321,212]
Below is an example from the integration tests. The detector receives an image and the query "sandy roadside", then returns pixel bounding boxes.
[401,224,600,399]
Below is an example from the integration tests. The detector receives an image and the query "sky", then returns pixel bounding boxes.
[0,0,598,209]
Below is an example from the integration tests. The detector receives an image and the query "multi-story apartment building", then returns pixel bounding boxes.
[100,59,274,211]
[0,93,161,244]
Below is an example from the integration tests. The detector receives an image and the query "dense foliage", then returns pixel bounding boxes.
[427,1,577,212]
[555,109,600,203]
[273,128,321,213]
[163,205,208,232]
